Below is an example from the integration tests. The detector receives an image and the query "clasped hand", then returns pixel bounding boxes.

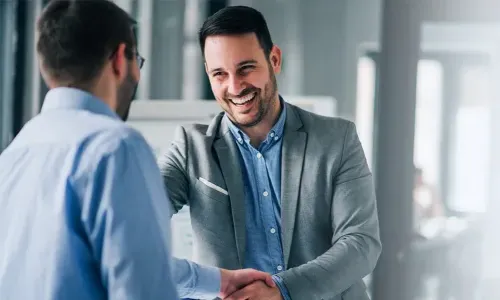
[219,269,283,300]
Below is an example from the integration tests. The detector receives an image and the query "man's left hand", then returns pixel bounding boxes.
[223,280,283,300]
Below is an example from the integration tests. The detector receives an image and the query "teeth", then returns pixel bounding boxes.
[230,92,256,105]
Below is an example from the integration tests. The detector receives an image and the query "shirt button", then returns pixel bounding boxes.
[270,132,275,137]
[270,228,276,234]
[263,191,269,197]
[256,153,262,158]
[274,136,279,141]
[237,138,243,144]
[277,265,283,271]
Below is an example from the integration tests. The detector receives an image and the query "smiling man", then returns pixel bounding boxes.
[160,5,381,300]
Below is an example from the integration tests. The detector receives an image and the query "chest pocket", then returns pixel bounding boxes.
[190,177,233,241]
[192,177,229,203]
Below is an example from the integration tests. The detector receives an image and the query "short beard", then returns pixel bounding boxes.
[116,69,137,121]
[239,63,278,128]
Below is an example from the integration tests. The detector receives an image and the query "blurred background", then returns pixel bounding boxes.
[1,0,499,299]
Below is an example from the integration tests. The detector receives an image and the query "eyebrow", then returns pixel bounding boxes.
[209,60,258,74]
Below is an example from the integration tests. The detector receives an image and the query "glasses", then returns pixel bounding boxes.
[135,52,145,69]
[109,46,145,69]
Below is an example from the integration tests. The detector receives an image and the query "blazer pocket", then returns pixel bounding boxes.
[193,177,229,203]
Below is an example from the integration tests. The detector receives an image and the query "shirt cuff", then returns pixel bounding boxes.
[194,264,221,299]
[272,274,292,300]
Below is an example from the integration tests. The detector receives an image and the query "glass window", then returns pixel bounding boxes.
[355,56,376,169]
[414,59,444,189]
[355,57,444,180]
[448,65,492,213]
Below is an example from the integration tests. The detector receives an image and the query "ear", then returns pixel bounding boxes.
[110,43,129,82]
[269,45,282,75]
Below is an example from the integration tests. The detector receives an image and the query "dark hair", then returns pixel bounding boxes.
[199,6,273,58]
[36,0,137,85]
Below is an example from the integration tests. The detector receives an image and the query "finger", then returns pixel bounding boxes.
[224,284,253,300]
[264,274,276,287]
[250,270,275,287]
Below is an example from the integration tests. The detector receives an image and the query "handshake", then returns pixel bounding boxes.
[218,268,283,300]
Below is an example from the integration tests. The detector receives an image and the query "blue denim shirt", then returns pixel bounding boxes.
[225,98,291,300]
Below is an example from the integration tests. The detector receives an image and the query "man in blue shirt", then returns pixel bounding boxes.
[0,1,274,299]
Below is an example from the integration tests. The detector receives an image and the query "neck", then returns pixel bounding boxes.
[89,88,115,110]
[86,75,117,113]
[241,94,281,148]
[44,68,118,113]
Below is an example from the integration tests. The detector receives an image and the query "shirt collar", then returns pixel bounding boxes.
[41,87,120,120]
[225,96,287,147]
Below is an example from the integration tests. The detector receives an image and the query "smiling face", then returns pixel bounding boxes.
[204,33,281,128]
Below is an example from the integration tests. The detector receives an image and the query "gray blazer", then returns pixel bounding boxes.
[160,102,381,300]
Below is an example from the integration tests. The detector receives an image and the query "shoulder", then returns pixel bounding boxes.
[89,124,151,157]
[287,103,355,140]
[168,112,224,148]
[173,123,211,141]
[72,123,153,178]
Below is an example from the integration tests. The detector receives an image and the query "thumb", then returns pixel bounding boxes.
[264,274,276,287]
[250,270,275,287]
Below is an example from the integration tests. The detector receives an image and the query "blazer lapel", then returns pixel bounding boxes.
[213,118,246,268]
[281,104,306,268]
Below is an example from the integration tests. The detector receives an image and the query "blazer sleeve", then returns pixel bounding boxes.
[158,126,190,215]
[276,121,382,299]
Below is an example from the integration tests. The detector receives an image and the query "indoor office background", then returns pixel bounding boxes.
[0,0,499,299]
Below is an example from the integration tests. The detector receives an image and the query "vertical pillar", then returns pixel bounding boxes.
[27,0,44,119]
[372,0,421,299]
[0,0,16,150]
[201,0,227,100]
[135,0,153,100]
[182,0,206,101]
[149,0,185,100]
[12,0,43,135]
[300,0,346,102]
[280,0,302,95]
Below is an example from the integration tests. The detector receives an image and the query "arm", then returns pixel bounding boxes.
[275,122,382,299]
[173,259,220,299]
[156,126,220,298]
[158,126,190,216]
[76,133,179,299]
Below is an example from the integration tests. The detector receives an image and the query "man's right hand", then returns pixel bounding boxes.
[219,268,275,299]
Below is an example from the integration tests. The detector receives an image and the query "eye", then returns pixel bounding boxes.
[212,71,225,78]
[239,65,255,75]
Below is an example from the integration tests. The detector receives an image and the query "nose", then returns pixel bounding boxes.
[227,74,245,97]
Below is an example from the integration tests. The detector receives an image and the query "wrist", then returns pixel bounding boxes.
[219,268,231,297]
[272,275,290,300]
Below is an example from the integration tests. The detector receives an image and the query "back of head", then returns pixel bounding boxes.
[37,0,136,88]
[198,5,273,58]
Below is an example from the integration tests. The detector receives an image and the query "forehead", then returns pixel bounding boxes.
[204,33,266,68]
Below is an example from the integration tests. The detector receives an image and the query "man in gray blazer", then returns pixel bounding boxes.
[160,6,381,300]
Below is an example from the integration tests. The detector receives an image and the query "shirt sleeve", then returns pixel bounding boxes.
[272,274,292,300]
[173,258,221,299]
[76,130,221,299]
[76,134,179,300]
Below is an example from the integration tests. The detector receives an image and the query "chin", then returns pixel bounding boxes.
[236,116,261,127]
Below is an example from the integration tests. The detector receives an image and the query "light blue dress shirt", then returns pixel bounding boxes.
[0,88,220,300]
[225,98,291,300]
